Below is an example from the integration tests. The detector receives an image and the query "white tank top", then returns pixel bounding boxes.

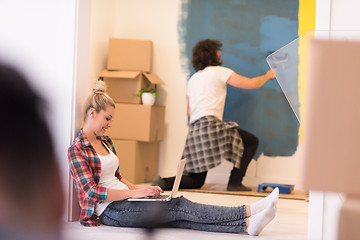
[95,142,129,216]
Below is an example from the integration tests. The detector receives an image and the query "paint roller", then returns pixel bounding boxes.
[267,51,289,70]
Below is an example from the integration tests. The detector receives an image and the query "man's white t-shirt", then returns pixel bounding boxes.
[187,66,234,124]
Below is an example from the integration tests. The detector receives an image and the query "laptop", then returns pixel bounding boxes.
[127,158,186,201]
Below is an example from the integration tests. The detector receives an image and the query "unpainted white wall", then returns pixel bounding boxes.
[0,0,83,220]
[89,0,117,95]
[113,0,189,177]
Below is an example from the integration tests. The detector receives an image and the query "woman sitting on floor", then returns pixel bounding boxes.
[68,80,279,236]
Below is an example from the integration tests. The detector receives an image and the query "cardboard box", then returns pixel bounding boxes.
[303,40,360,194]
[107,103,165,142]
[113,140,159,184]
[99,70,165,104]
[107,38,153,72]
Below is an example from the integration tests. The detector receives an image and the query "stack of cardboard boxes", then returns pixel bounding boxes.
[99,38,165,183]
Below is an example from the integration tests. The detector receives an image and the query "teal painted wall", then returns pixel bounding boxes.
[179,0,300,158]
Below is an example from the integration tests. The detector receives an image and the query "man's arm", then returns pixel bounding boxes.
[226,69,276,89]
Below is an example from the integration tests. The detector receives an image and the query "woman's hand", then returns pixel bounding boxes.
[129,186,164,199]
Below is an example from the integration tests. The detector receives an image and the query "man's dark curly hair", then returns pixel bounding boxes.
[192,39,222,71]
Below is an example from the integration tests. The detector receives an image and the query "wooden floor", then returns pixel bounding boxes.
[183,184,309,201]
[62,190,309,240]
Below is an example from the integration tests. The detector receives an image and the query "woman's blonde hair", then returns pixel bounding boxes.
[84,80,115,121]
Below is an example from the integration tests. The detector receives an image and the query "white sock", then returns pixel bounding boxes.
[247,202,277,236]
[250,187,279,215]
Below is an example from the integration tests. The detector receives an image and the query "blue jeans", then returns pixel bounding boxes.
[100,196,247,233]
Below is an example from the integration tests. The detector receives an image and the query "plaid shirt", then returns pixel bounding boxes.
[68,130,122,227]
[182,115,244,173]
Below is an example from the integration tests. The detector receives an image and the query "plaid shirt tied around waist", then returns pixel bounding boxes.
[182,115,244,173]
[68,130,122,227]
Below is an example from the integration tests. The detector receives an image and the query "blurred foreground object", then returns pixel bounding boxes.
[304,39,360,240]
[0,64,64,240]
